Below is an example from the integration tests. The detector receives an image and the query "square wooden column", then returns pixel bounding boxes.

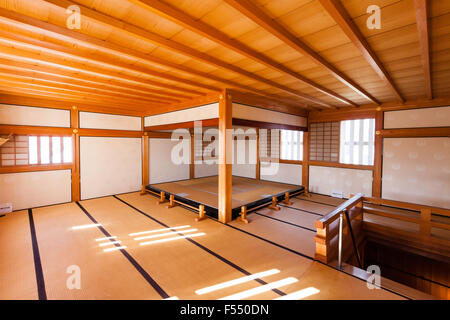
[302,131,310,193]
[71,106,80,202]
[141,133,149,193]
[372,110,383,198]
[218,89,233,223]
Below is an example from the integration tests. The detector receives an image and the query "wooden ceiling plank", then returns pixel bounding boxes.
[0,75,166,108]
[0,38,204,97]
[127,0,355,106]
[40,0,330,107]
[318,0,404,103]
[0,58,188,102]
[0,8,218,93]
[0,87,154,113]
[0,67,176,104]
[223,0,382,105]
[414,0,433,99]
[0,93,145,116]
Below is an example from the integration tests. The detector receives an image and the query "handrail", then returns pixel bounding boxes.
[314,193,364,264]
[363,196,450,217]
[315,193,364,229]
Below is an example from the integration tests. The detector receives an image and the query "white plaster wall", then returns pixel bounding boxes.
[79,112,141,131]
[309,166,373,198]
[194,163,218,178]
[149,138,190,184]
[0,104,70,127]
[384,106,450,129]
[144,103,218,127]
[233,103,307,127]
[0,170,72,211]
[382,138,450,208]
[260,162,302,185]
[80,137,142,199]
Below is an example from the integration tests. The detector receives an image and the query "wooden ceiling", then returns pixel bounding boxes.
[0,0,449,115]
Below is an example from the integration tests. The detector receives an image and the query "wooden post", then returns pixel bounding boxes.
[283,192,292,205]
[196,205,206,222]
[256,128,260,180]
[240,206,249,224]
[420,208,432,236]
[71,106,80,202]
[157,191,166,204]
[141,130,149,195]
[373,110,383,197]
[168,194,176,208]
[302,131,310,197]
[190,131,195,179]
[218,89,232,223]
[269,196,280,211]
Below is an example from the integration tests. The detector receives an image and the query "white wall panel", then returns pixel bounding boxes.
[145,103,218,127]
[382,138,450,208]
[149,138,190,184]
[80,137,142,199]
[80,112,141,131]
[233,103,307,127]
[0,104,70,127]
[309,166,373,198]
[260,162,302,185]
[194,163,218,178]
[0,170,71,211]
[384,106,450,129]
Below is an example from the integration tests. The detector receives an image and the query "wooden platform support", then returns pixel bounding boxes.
[167,194,176,208]
[195,205,206,222]
[157,191,166,204]
[282,192,293,205]
[239,206,249,224]
[269,196,280,211]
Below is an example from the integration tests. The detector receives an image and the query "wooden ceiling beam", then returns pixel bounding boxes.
[0,93,145,116]
[0,67,176,105]
[0,41,202,98]
[224,0,380,105]
[0,76,164,109]
[0,11,217,94]
[40,0,330,107]
[0,87,152,113]
[128,0,354,106]
[0,58,187,102]
[414,0,432,99]
[318,0,404,103]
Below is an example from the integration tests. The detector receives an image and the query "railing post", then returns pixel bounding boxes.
[338,211,344,270]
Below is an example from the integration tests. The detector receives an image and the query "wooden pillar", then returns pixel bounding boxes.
[71,106,80,202]
[141,132,149,194]
[190,131,195,179]
[373,110,383,198]
[256,128,260,180]
[302,131,310,194]
[218,89,232,223]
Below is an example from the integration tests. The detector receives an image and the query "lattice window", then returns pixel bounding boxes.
[309,122,339,162]
[259,129,279,161]
[0,135,72,167]
[340,119,375,165]
[280,129,303,161]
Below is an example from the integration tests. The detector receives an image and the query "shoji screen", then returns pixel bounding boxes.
[309,122,339,162]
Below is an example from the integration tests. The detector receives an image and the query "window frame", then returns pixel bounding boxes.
[0,134,74,172]
[279,129,304,163]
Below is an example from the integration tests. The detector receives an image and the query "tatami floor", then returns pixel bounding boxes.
[0,192,415,300]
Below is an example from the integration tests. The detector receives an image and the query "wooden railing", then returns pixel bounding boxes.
[362,197,450,259]
[314,193,364,264]
[314,195,450,264]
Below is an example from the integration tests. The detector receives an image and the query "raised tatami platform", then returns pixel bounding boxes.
[1,191,431,300]
[146,176,304,219]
